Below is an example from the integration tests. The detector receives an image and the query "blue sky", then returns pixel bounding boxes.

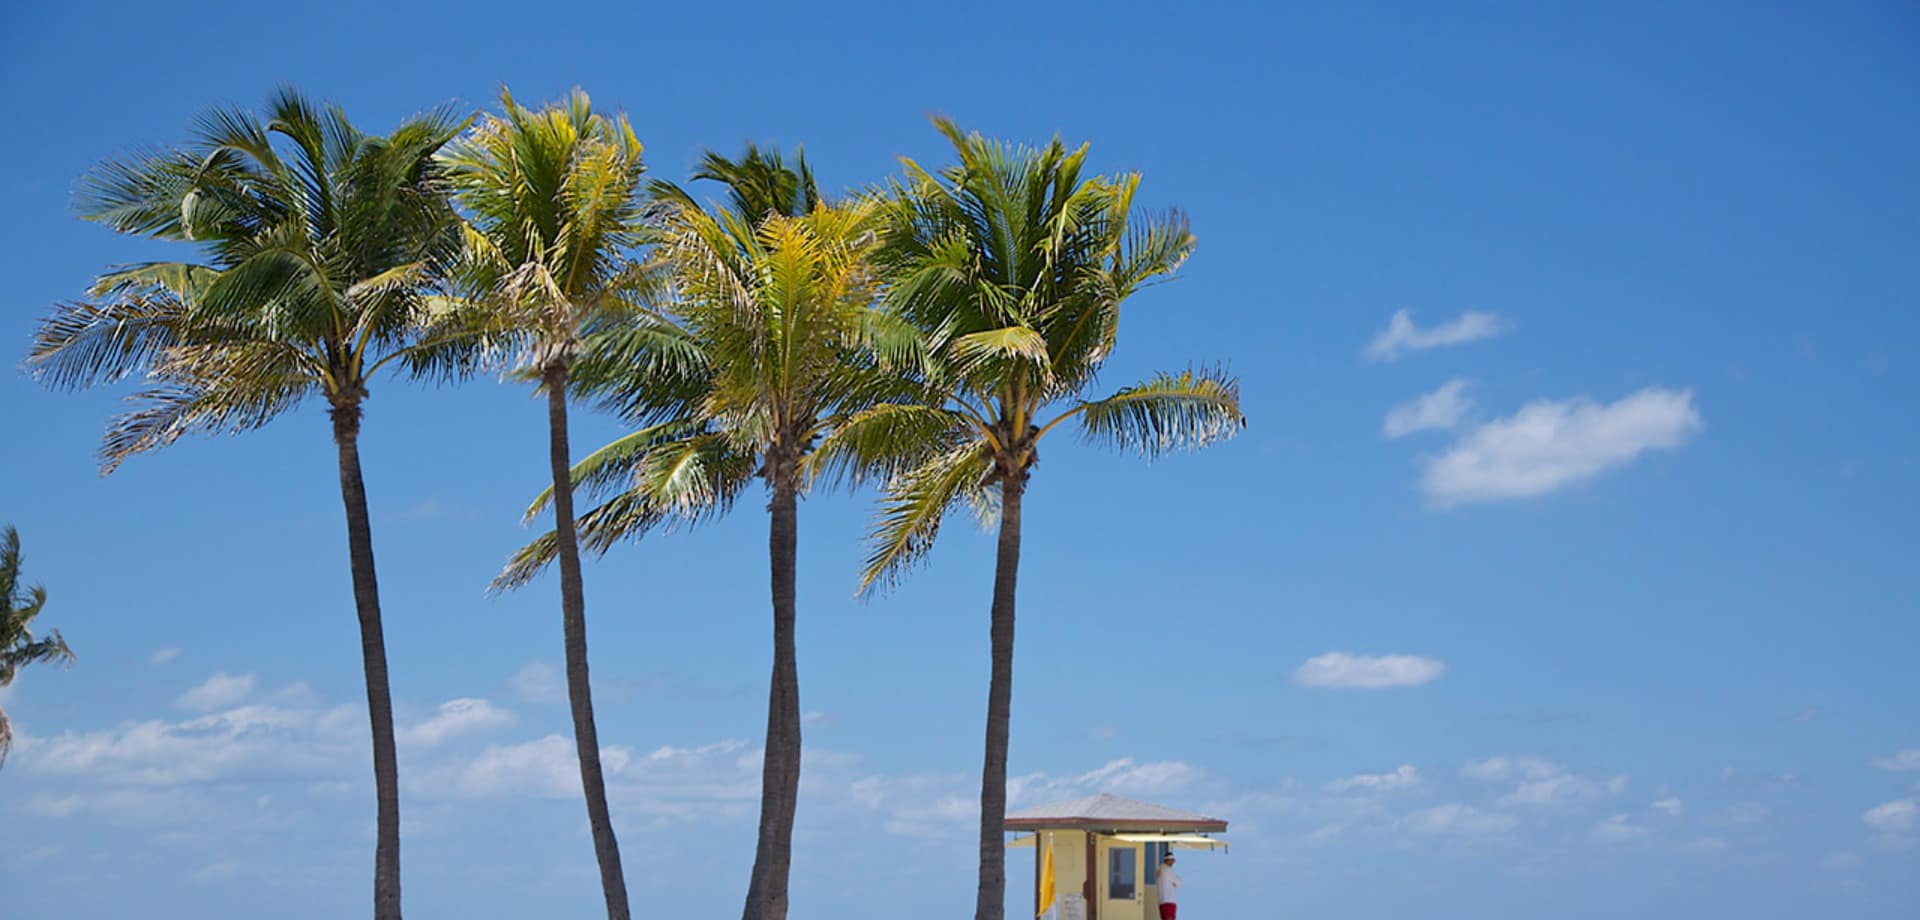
[2,1,1916,917]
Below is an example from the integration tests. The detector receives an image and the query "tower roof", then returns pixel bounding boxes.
[1004,793,1227,832]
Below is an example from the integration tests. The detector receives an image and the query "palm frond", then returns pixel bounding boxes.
[860,442,995,592]
[1070,367,1246,459]
[808,403,970,489]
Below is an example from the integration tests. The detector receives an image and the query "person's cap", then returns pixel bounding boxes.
[1162,852,1176,861]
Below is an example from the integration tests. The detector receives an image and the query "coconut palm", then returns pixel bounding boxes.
[1,525,74,767]
[854,119,1246,920]
[26,90,467,919]
[436,87,652,919]
[495,148,908,920]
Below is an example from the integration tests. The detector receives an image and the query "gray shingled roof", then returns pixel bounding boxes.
[1005,793,1225,829]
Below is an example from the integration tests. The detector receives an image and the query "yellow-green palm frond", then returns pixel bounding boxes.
[808,403,973,490]
[493,432,754,591]
[860,442,997,592]
[1069,367,1246,459]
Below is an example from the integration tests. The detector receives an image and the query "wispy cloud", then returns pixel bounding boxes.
[1420,387,1700,506]
[1383,379,1474,438]
[1325,765,1419,794]
[1365,309,1509,362]
[148,647,181,667]
[507,661,565,705]
[396,699,514,749]
[1871,749,1920,772]
[174,673,257,713]
[1293,653,1445,689]
[1863,798,1917,832]
[1401,803,1516,838]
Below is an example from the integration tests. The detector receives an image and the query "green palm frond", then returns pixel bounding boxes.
[860,443,996,591]
[859,119,1244,591]
[1069,367,1246,459]
[440,86,650,377]
[2,525,74,769]
[100,343,314,473]
[493,435,755,591]
[808,403,971,489]
[34,89,471,469]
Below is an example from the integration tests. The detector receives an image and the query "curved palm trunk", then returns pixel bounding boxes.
[545,367,633,920]
[330,403,403,920]
[974,475,1025,920]
[742,463,802,920]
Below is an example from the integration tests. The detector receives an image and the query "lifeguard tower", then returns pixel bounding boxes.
[1007,793,1228,920]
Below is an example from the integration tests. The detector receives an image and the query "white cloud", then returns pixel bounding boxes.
[1652,797,1684,817]
[1502,773,1629,808]
[847,757,1203,839]
[1684,836,1730,854]
[397,699,513,749]
[1010,758,1202,806]
[17,702,364,786]
[1292,653,1445,689]
[1365,309,1509,362]
[507,661,565,705]
[1420,387,1701,506]
[1591,813,1652,844]
[849,773,979,837]
[1871,749,1920,772]
[1863,799,1917,832]
[1462,756,1627,808]
[174,673,257,713]
[1460,756,1563,782]
[148,647,181,667]
[1402,803,1516,838]
[416,735,768,824]
[1326,765,1419,794]
[1384,379,1474,438]
[433,735,603,799]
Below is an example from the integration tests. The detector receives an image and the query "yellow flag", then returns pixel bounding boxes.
[1037,834,1056,919]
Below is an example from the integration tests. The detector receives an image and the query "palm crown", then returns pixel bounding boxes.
[851,118,1246,587]
[27,88,468,458]
[1,525,73,767]
[435,87,654,376]
[496,157,903,585]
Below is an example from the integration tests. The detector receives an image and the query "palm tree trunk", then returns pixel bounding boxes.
[330,401,403,920]
[545,366,632,920]
[742,460,802,920]
[974,474,1025,920]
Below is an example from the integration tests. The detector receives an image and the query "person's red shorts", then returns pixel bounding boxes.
[1158,904,1177,920]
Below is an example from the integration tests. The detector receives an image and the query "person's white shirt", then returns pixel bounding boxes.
[1157,861,1182,904]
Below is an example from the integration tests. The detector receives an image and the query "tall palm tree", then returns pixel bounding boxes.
[495,149,907,920]
[1,525,74,767]
[26,90,467,920]
[436,87,651,919]
[854,119,1246,920]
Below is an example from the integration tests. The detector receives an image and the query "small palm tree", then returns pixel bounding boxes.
[496,148,906,920]
[857,119,1246,920]
[437,87,652,919]
[26,90,467,920]
[1,525,74,767]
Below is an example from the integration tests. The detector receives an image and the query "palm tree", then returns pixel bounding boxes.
[495,148,907,920]
[26,90,467,920]
[436,87,651,919]
[856,119,1246,920]
[1,525,74,767]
